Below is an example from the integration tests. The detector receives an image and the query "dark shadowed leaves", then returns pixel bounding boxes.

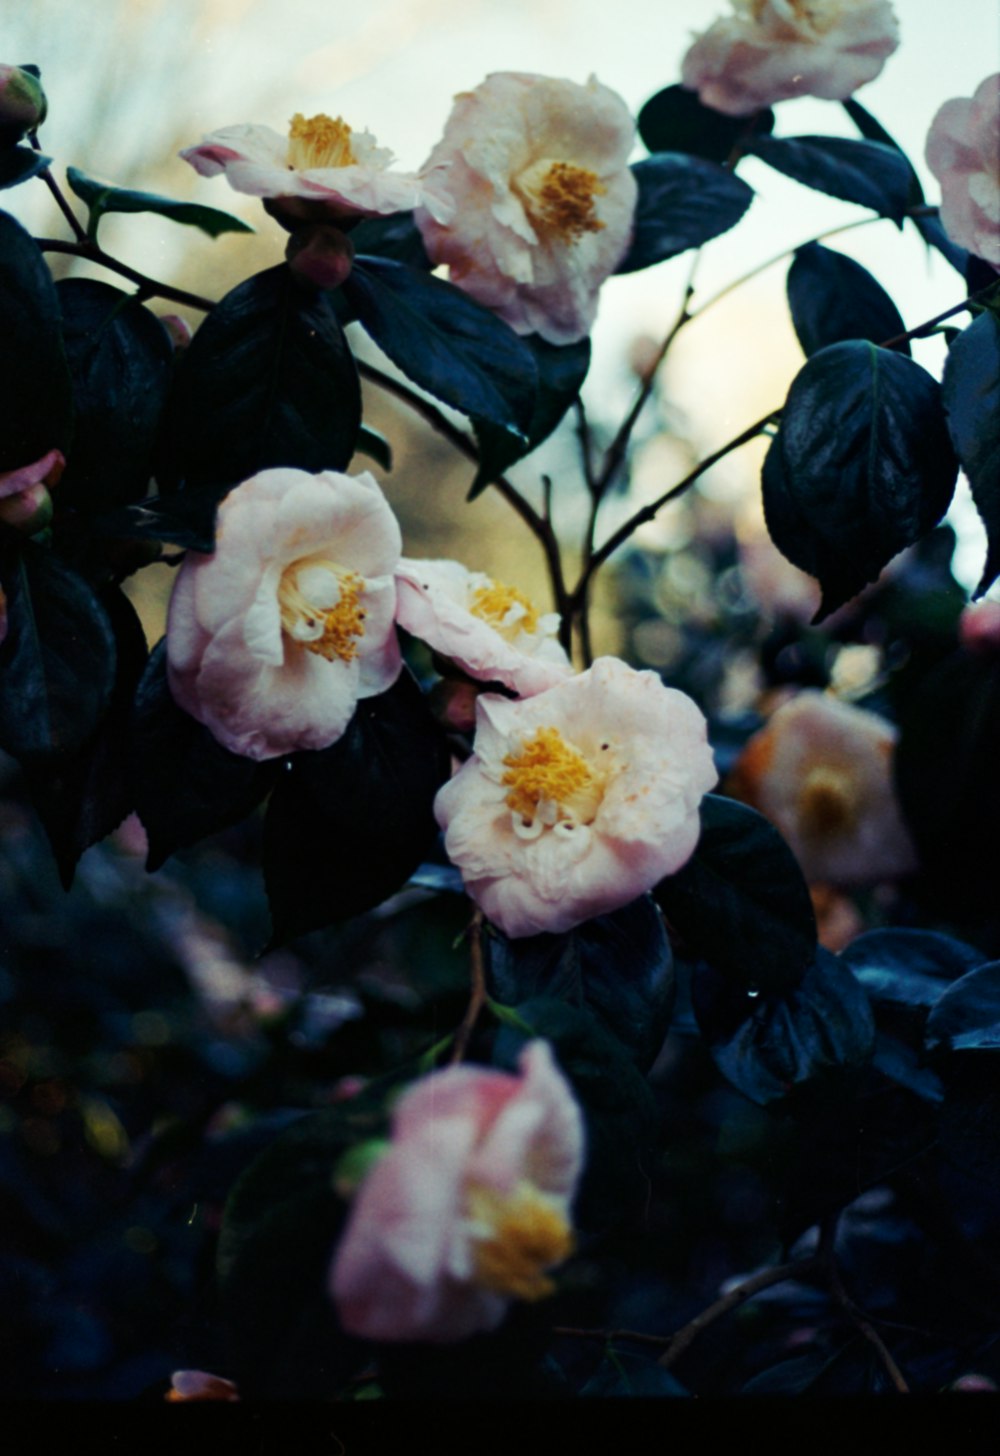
[91,491,218,555]
[746,135,912,222]
[637,84,774,164]
[692,950,876,1108]
[0,533,115,760]
[128,641,278,870]
[616,154,754,274]
[66,165,253,242]
[0,146,51,190]
[941,312,1000,595]
[762,341,958,617]
[349,212,432,269]
[483,894,674,1070]
[0,209,72,471]
[926,963,1000,1053]
[786,242,908,358]
[843,928,985,1045]
[655,795,816,996]
[163,263,360,499]
[582,1351,690,1397]
[56,279,173,511]
[263,668,451,943]
[343,256,537,437]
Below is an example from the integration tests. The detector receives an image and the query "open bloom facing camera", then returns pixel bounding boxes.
[165,468,402,761]
[414,72,638,345]
[330,1041,584,1344]
[681,0,900,116]
[434,657,717,938]
[181,112,454,225]
[925,72,1000,268]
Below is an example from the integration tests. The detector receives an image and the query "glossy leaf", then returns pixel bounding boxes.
[348,211,431,269]
[484,894,674,1070]
[0,145,51,190]
[0,208,72,471]
[91,491,218,554]
[344,256,537,438]
[355,424,392,472]
[655,794,816,995]
[638,83,774,163]
[746,135,911,223]
[762,341,958,617]
[843,928,984,1023]
[262,668,452,943]
[163,263,361,497]
[56,279,173,510]
[941,312,1000,595]
[616,154,754,274]
[128,641,278,870]
[926,963,1000,1053]
[0,533,116,761]
[786,242,908,358]
[65,165,253,241]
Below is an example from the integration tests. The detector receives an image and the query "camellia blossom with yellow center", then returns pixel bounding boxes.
[434,657,717,938]
[414,72,638,345]
[180,111,454,225]
[394,558,573,698]
[681,0,900,116]
[165,467,403,761]
[329,1041,584,1343]
[728,689,917,885]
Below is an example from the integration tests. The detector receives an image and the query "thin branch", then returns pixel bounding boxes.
[656,1255,820,1371]
[450,909,486,1065]
[574,398,597,495]
[826,1246,910,1393]
[37,237,216,312]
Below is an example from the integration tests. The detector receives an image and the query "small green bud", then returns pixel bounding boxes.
[0,64,47,141]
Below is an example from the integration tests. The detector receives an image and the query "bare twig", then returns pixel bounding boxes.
[37,238,216,312]
[449,909,487,1065]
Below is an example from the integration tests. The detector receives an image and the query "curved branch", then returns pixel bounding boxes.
[37,237,216,312]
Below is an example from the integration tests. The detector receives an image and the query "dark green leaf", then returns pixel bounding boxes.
[56,279,173,510]
[746,135,912,223]
[483,895,674,1070]
[582,1350,690,1397]
[128,640,278,870]
[23,586,148,886]
[91,492,218,554]
[354,423,392,472]
[0,146,51,190]
[941,312,1000,595]
[616,154,754,274]
[762,341,959,617]
[0,208,72,471]
[65,164,253,241]
[163,263,360,497]
[263,667,451,943]
[843,928,984,1031]
[348,211,431,269]
[638,84,774,164]
[344,256,537,437]
[693,950,876,1108]
[470,335,590,498]
[0,533,116,760]
[787,242,908,358]
[655,794,816,996]
[926,963,1000,1053]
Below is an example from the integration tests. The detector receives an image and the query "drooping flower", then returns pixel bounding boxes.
[414,72,638,346]
[434,656,717,938]
[395,558,573,698]
[330,1041,584,1343]
[165,468,402,761]
[728,689,917,885]
[925,73,1000,269]
[681,0,900,117]
[180,112,454,226]
[0,447,64,534]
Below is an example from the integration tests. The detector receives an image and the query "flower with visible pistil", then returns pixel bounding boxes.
[435,656,717,938]
[414,72,637,345]
[181,111,453,225]
[165,467,402,761]
[395,558,572,698]
[330,1041,584,1343]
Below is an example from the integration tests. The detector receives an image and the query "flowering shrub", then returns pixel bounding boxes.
[925,72,1000,267]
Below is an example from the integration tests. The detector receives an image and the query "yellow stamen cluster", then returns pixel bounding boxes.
[469,579,540,639]
[749,0,841,32]
[469,1186,574,1301]
[533,162,606,243]
[797,763,858,836]
[287,112,357,171]
[278,564,367,663]
[502,725,600,824]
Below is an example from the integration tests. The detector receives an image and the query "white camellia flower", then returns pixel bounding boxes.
[681,0,900,116]
[435,657,717,938]
[166,468,402,761]
[925,73,1000,268]
[395,558,573,698]
[414,72,638,346]
[181,112,454,224]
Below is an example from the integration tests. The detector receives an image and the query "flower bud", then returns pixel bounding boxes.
[959,600,1000,655]
[0,482,52,534]
[285,223,355,292]
[158,313,192,352]
[427,676,482,733]
[0,64,47,141]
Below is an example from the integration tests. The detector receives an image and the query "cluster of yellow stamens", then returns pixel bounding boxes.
[748,0,840,31]
[531,161,606,243]
[502,725,606,829]
[286,112,357,171]
[796,763,859,836]
[277,559,366,663]
[469,579,540,640]
[467,1183,574,1301]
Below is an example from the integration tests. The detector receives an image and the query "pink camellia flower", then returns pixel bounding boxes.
[0,447,64,534]
[166,467,402,761]
[681,0,900,116]
[180,112,453,226]
[434,656,717,938]
[330,1040,584,1343]
[728,689,917,885]
[925,73,1000,268]
[414,72,638,346]
[395,558,573,698]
